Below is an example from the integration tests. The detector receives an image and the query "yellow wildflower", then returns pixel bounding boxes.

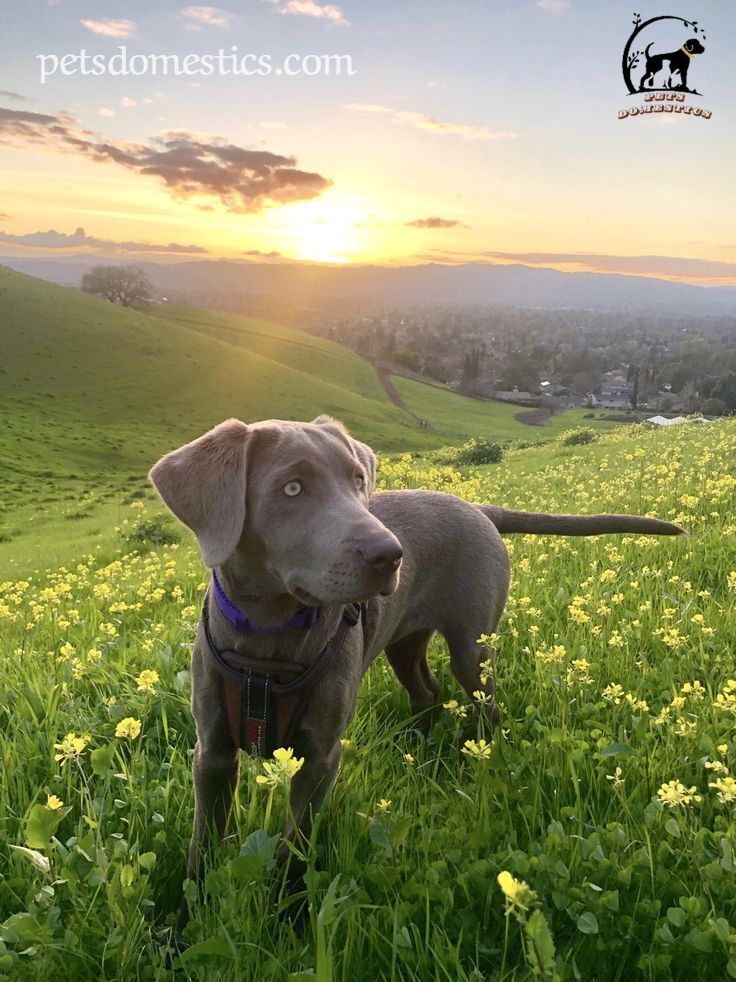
[46,794,64,811]
[606,767,624,788]
[602,683,624,705]
[54,732,88,766]
[497,870,537,910]
[704,759,728,775]
[479,659,494,686]
[115,717,142,740]
[256,747,304,788]
[462,738,492,759]
[443,699,467,718]
[712,776,736,803]
[657,781,701,808]
[135,669,160,693]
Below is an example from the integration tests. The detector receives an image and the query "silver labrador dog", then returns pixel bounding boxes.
[149,416,684,926]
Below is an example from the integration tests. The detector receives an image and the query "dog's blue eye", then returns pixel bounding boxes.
[355,474,365,491]
[283,481,302,497]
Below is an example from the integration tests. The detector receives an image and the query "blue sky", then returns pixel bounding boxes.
[0,1,734,279]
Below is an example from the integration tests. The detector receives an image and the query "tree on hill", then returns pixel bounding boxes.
[81,265,153,309]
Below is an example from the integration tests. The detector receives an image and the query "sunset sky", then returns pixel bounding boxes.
[1,0,735,283]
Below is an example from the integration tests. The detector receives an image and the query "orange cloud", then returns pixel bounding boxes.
[80,18,136,38]
[180,6,232,28]
[345,103,517,141]
[269,0,348,25]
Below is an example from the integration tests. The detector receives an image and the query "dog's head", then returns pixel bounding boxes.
[148,416,402,605]
[683,38,705,55]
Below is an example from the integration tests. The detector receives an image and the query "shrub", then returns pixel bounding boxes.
[442,438,504,466]
[560,426,597,447]
[120,517,178,545]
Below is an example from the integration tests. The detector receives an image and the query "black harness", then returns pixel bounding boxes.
[202,596,365,757]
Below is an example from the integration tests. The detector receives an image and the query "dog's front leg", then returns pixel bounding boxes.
[175,740,239,943]
[177,650,240,941]
[187,741,240,880]
[287,738,341,840]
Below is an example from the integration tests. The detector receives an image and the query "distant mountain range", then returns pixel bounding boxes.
[2,255,736,313]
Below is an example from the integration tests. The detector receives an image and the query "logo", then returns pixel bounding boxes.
[618,12,712,121]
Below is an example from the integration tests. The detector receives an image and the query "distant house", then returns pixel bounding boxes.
[598,396,632,410]
[495,387,535,403]
[597,378,633,410]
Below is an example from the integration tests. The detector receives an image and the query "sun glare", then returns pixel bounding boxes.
[289,202,360,263]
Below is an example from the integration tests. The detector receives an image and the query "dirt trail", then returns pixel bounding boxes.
[376,367,432,429]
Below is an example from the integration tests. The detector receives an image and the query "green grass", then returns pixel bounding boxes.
[1,420,735,980]
[0,267,612,576]
[392,375,615,445]
[3,268,735,978]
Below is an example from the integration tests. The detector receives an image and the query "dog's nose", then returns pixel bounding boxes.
[358,536,403,576]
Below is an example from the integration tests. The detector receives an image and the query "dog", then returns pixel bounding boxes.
[149,416,685,934]
[639,37,704,92]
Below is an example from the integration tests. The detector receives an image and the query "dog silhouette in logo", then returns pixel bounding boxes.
[639,37,705,91]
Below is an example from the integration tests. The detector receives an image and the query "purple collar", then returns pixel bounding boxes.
[211,570,319,633]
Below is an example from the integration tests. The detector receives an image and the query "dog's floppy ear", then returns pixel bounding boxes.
[148,418,249,567]
[312,414,377,493]
[351,438,377,493]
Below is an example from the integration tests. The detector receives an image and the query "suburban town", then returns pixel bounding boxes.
[307,302,736,417]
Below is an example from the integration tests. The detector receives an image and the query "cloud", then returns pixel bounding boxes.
[0,90,26,102]
[0,213,9,221]
[242,248,283,259]
[0,107,332,212]
[405,217,468,229]
[261,121,286,130]
[180,5,232,28]
[345,103,517,141]
[0,226,210,254]
[120,97,137,108]
[80,18,136,38]
[344,103,387,114]
[536,0,570,12]
[98,107,116,117]
[268,0,349,26]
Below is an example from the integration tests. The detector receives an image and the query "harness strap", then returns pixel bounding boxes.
[202,596,364,756]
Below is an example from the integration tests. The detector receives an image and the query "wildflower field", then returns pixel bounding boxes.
[1,420,735,980]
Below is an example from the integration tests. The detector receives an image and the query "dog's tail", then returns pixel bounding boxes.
[645,41,654,57]
[479,505,686,537]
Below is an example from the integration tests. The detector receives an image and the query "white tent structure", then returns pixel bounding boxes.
[646,415,711,426]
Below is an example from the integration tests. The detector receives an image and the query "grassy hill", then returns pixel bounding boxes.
[0,418,734,979]
[0,267,612,574]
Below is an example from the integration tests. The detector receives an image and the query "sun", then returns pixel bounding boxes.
[288,202,361,263]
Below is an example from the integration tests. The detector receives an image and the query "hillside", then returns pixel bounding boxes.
[0,267,611,573]
[0,419,734,978]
